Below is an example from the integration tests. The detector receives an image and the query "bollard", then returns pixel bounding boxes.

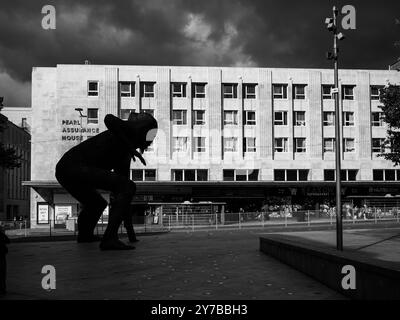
[49,219,52,237]
[168,215,171,231]
[192,214,194,232]
[374,210,377,224]
[24,219,27,237]
[239,213,241,230]
[307,210,310,226]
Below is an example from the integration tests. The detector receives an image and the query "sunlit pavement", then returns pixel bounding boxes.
[2,229,345,300]
[262,227,400,265]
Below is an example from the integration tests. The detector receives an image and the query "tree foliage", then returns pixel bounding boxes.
[379,84,400,165]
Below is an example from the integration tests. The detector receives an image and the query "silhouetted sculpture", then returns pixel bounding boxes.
[0,226,10,294]
[55,112,157,250]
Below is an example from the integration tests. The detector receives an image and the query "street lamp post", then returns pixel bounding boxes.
[74,108,87,143]
[326,6,345,251]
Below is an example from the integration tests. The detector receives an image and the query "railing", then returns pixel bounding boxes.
[2,207,399,239]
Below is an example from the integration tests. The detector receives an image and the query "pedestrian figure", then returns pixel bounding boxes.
[0,226,10,295]
[55,112,157,250]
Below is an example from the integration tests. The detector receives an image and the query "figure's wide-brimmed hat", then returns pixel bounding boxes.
[104,112,158,151]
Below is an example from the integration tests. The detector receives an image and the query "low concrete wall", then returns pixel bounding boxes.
[260,235,400,300]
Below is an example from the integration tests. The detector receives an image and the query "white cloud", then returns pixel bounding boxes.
[182,13,256,67]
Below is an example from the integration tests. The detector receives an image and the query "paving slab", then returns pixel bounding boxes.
[1,230,345,300]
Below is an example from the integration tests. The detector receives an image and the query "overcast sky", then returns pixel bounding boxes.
[0,0,399,107]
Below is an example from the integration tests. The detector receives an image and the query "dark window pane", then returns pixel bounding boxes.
[287,170,297,181]
[223,170,234,181]
[144,170,156,181]
[341,170,347,181]
[248,169,259,181]
[324,170,335,181]
[298,170,308,181]
[173,170,183,181]
[185,170,196,181]
[347,170,357,181]
[197,170,208,181]
[88,82,98,90]
[385,170,395,181]
[373,170,384,181]
[274,170,285,181]
[132,170,143,181]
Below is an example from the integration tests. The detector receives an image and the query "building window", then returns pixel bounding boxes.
[244,137,256,153]
[343,138,355,153]
[324,169,335,181]
[322,85,334,99]
[274,169,308,181]
[324,169,357,181]
[87,108,98,124]
[293,111,306,126]
[197,169,208,181]
[323,112,335,126]
[273,84,288,99]
[120,109,134,120]
[371,112,384,126]
[173,137,188,152]
[293,84,306,99]
[224,111,238,125]
[88,81,99,96]
[223,169,235,181]
[131,169,157,181]
[195,137,206,153]
[342,170,358,181]
[243,84,256,99]
[342,85,355,100]
[223,84,238,99]
[294,138,306,153]
[224,137,238,152]
[373,169,400,181]
[343,112,354,126]
[193,110,205,125]
[171,83,186,97]
[372,138,385,153]
[243,111,256,125]
[193,83,206,98]
[223,169,259,181]
[172,169,208,181]
[172,110,187,125]
[274,111,287,125]
[370,86,383,101]
[323,138,335,152]
[140,82,155,98]
[120,82,135,97]
[274,138,288,153]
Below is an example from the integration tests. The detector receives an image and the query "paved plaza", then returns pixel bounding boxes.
[2,229,345,300]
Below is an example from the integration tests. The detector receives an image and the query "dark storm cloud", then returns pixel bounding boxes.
[0,0,399,106]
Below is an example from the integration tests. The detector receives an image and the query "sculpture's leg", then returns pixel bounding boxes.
[101,180,136,250]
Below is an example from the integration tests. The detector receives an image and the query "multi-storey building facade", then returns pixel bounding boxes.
[26,64,400,228]
[0,113,31,221]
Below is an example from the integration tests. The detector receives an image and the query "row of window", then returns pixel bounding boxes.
[87,81,385,101]
[131,169,400,182]
[126,109,384,127]
[120,109,385,128]
[170,137,387,154]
